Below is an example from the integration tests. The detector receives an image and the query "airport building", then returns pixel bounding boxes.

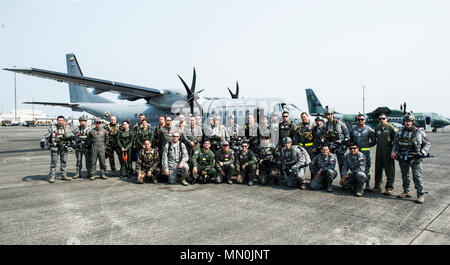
[0,109,49,123]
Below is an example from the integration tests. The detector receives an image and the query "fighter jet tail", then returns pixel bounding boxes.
[305,88,326,115]
[66,53,113,104]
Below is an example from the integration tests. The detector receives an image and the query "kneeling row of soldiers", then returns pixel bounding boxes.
[42,110,431,204]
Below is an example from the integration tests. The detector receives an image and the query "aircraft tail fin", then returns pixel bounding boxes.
[305,88,326,115]
[66,53,113,104]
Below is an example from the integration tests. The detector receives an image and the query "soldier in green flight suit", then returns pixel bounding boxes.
[105,115,121,177]
[135,119,154,152]
[215,141,236,184]
[87,118,108,180]
[118,120,134,178]
[235,141,258,186]
[374,113,398,195]
[137,139,160,184]
[192,140,217,183]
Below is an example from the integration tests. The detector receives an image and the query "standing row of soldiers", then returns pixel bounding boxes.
[42,107,431,203]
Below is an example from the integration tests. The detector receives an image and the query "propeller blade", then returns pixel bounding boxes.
[191,68,196,94]
[236,81,239,98]
[227,87,234,98]
[178,74,192,97]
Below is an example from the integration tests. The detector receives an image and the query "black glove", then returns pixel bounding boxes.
[40,141,45,149]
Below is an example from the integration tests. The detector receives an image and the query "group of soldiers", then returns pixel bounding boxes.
[41,106,431,203]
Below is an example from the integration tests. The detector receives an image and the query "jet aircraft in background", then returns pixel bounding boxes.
[305,88,450,132]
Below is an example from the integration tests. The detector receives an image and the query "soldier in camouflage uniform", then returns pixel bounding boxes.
[323,106,350,175]
[280,137,310,190]
[374,113,398,195]
[157,116,174,152]
[87,119,108,180]
[245,114,259,153]
[226,114,243,153]
[105,115,121,177]
[340,142,367,197]
[192,140,217,183]
[257,136,281,185]
[162,132,190,186]
[215,141,236,184]
[153,115,166,147]
[41,115,74,183]
[135,119,154,152]
[137,139,160,184]
[311,116,326,158]
[350,114,376,191]
[309,144,338,192]
[118,120,134,178]
[270,112,279,147]
[235,141,258,186]
[391,114,431,203]
[72,115,91,179]
[209,116,229,153]
[132,113,147,174]
[182,117,203,183]
[278,111,296,150]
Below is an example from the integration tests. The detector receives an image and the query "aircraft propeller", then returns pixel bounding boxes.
[177,68,204,115]
[227,81,239,99]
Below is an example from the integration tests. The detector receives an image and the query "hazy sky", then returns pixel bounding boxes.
[0,0,449,118]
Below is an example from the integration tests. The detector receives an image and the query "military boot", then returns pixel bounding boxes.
[300,183,307,190]
[384,189,394,196]
[364,182,373,192]
[49,177,55,183]
[111,170,117,177]
[152,175,158,184]
[416,194,425,204]
[397,191,412,198]
[90,175,97,180]
[373,185,382,193]
[248,179,254,186]
[73,172,80,179]
[181,179,189,186]
[326,178,333,192]
[355,183,364,197]
[227,178,233,184]
[62,175,72,181]
[101,174,108,180]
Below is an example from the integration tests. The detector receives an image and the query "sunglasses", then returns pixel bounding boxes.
[379,118,386,120]
[282,116,289,118]
[241,145,248,148]
[349,147,358,150]
[357,119,365,121]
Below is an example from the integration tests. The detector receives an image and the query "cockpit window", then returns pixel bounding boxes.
[289,104,300,111]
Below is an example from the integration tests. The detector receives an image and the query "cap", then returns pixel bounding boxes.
[95,118,102,123]
[221,141,229,146]
[79,115,88,122]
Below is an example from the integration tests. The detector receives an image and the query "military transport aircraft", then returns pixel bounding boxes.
[3,53,303,126]
[305,88,450,132]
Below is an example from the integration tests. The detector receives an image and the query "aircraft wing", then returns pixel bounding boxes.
[23,101,79,108]
[4,68,165,100]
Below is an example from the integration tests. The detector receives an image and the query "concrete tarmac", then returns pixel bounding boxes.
[0,127,449,245]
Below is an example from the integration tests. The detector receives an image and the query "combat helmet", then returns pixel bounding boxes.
[282,137,292,144]
[403,113,415,122]
[324,106,335,115]
[79,115,88,122]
